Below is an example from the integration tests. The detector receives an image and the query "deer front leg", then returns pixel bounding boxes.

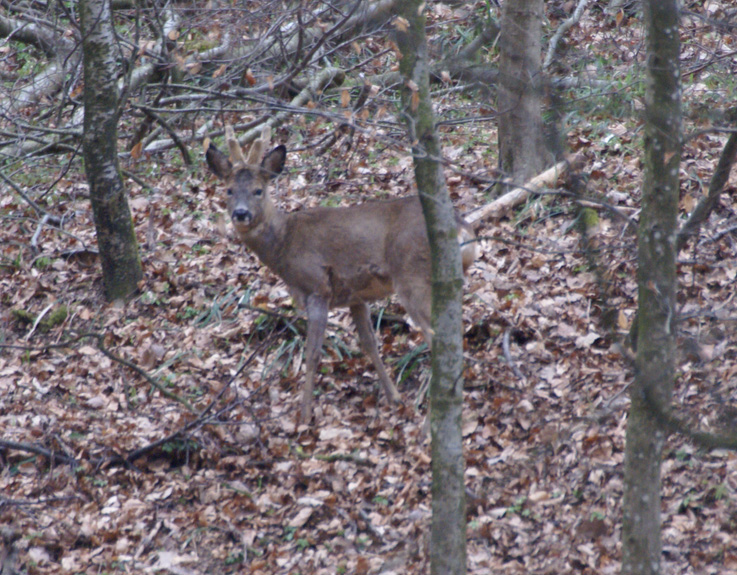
[350,303,402,406]
[301,295,329,424]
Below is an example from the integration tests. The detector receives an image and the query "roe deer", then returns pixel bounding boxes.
[205,125,476,423]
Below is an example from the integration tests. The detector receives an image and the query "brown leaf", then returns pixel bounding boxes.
[212,64,227,79]
[130,141,143,160]
[392,16,410,32]
[289,507,314,528]
[411,91,420,112]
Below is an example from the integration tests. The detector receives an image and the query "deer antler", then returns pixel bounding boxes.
[225,125,247,166]
[246,124,272,165]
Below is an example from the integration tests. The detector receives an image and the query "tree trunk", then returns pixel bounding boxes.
[394,4,467,575]
[80,0,142,301]
[621,1,681,574]
[497,0,548,184]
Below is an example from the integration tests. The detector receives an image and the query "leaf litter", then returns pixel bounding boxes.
[3,5,737,575]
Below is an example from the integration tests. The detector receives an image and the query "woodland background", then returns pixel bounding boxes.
[2,0,737,573]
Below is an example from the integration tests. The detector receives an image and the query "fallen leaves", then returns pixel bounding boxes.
[2,5,737,575]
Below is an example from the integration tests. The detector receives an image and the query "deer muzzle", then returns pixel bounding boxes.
[231,208,253,225]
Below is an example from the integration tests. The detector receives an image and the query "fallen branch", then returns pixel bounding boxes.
[296,450,372,466]
[544,0,591,70]
[232,67,345,146]
[464,153,586,226]
[0,439,77,466]
[678,129,737,251]
[0,12,80,113]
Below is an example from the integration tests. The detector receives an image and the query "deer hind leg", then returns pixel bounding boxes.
[349,303,402,405]
[302,296,329,424]
[396,280,434,350]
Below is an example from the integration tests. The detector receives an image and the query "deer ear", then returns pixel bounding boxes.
[261,145,286,178]
[205,142,233,180]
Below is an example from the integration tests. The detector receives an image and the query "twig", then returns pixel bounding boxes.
[640,383,737,452]
[0,328,281,469]
[125,328,284,463]
[138,105,192,165]
[231,67,346,147]
[89,332,196,412]
[0,171,62,226]
[276,0,362,91]
[502,329,526,383]
[358,509,385,543]
[703,223,737,244]
[123,425,196,464]
[122,169,156,192]
[26,303,54,341]
[415,371,431,410]
[146,68,346,153]
[30,213,51,251]
[134,520,162,561]
[57,248,99,260]
[0,332,196,412]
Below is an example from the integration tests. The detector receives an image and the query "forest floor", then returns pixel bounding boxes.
[3,2,737,574]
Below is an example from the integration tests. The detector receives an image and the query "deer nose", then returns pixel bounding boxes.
[232,208,252,223]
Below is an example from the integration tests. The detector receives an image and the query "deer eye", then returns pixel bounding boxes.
[253,188,263,197]
[226,188,233,196]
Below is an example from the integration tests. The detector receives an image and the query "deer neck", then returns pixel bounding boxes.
[237,206,288,270]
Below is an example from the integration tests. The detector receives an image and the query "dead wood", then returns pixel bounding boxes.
[464,153,586,226]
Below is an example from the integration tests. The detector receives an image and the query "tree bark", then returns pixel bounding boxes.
[621,1,681,574]
[81,0,142,301]
[497,0,548,184]
[394,4,466,575]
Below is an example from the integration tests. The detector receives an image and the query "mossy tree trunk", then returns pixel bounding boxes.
[394,3,466,575]
[621,1,681,574]
[497,0,548,184]
[80,0,142,301]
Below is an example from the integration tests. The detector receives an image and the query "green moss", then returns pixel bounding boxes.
[12,305,68,331]
[12,309,35,325]
[45,305,68,328]
[578,207,600,231]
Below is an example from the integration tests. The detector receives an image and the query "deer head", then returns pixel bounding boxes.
[205,125,286,237]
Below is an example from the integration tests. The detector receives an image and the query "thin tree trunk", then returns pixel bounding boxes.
[81,0,142,300]
[394,4,466,574]
[621,1,681,574]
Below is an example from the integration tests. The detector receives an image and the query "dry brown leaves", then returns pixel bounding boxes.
[3,3,737,575]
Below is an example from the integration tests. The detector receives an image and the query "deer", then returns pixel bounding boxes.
[205,125,476,424]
